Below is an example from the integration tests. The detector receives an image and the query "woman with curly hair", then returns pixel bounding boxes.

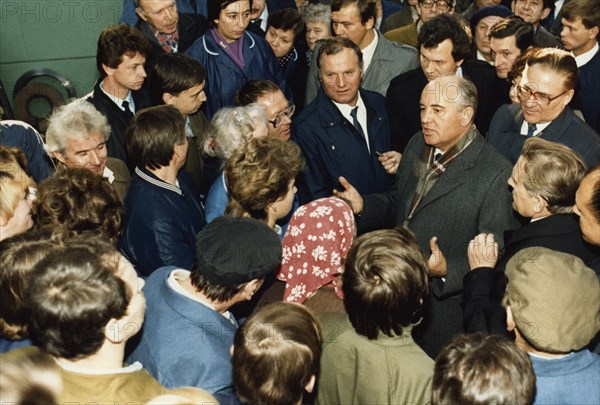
[0,145,36,242]
[225,137,303,235]
[32,167,123,244]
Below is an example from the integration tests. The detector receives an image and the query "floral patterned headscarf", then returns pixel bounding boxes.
[277,197,355,303]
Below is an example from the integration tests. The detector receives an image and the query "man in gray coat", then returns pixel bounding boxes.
[335,75,519,357]
[304,0,418,104]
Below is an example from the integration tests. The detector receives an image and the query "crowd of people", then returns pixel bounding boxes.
[1,0,600,404]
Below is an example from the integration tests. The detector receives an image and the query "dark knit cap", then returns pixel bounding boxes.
[195,216,283,286]
[470,5,513,30]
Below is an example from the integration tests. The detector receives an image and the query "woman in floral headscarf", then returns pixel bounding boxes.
[263,197,355,313]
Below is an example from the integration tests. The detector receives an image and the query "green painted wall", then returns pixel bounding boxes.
[1,0,123,108]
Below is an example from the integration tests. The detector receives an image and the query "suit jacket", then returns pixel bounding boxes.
[463,214,600,335]
[86,79,151,170]
[293,88,392,204]
[386,62,510,152]
[106,157,131,202]
[184,110,210,190]
[383,21,418,48]
[136,13,208,70]
[534,25,563,48]
[487,103,600,167]
[305,32,418,104]
[359,130,519,357]
[572,47,600,133]
[381,6,415,33]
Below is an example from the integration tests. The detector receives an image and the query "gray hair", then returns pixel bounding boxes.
[302,2,332,25]
[203,103,267,160]
[44,100,110,155]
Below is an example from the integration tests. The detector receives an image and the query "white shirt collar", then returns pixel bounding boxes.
[574,41,599,67]
[167,269,234,322]
[258,4,268,31]
[56,359,143,375]
[362,30,379,74]
[477,50,494,65]
[100,81,135,112]
[520,119,551,136]
[332,94,371,152]
[554,0,565,19]
[103,165,115,184]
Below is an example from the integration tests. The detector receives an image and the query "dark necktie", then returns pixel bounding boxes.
[122,101,133,119]
[350,106,365,140]
[526,123,537,137]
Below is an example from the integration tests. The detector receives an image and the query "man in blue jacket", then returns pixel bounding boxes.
[293,37,398,204]
[119,105,206,277]
[127,216,282,405]
[185,0,289,118]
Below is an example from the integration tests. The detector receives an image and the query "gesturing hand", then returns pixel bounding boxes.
[428,236,447,277]
[333,176,364,215]
[468,233,499,270]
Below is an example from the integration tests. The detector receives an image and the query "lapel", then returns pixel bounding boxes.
[410,132,484,217]
[204,32,253,78]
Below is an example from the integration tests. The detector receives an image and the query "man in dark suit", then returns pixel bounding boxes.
[86,24,152,170]
[488,47,600,167]
[335,75,519,357]
[560,0,600,132]
[511,0,563,47]
[134,0,208,69]
[293,37,399,204]
[386,14,508,152]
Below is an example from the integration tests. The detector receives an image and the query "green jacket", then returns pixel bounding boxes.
[316,312,433,405]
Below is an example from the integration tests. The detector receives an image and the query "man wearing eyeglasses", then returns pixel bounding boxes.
[488,47,600,167]
[293,37,398,204]
[236,79,294,140]
[512,0,563,47]
[385,0,454,48]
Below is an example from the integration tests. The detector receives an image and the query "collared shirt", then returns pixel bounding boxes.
[332,94,370,152]
[166,269,234,323]
[362,30,379,73]
[575,42,599,68]
[185,116,196,138]
[252,4,269,31]
[100,81,135,112]
[57,358,143,374]
[103,165,115,184]
[477,50,493,65]
[554,0,565,19]
[520,120,551,136]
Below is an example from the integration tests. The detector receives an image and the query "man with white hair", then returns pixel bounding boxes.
[45,100,131,201]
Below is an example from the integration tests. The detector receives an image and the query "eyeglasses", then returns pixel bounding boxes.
[268,104,295,127]
[517,85,569,106]
[419,0,451,11]
[515,0,541,10]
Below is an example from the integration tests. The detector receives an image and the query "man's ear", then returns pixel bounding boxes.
[102,64,115,78]
[104,318,125,344]
[243,279,264,300]
[136,6,148,22]
[305,374,316,393]
[365,16,375,31]
[589,26,599,41]
[506,305,516,332]
[562,89,575,106]
[540,7,551,21]
[461,106,474,125]
[163,92,175,105]
[53,152,67,165]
